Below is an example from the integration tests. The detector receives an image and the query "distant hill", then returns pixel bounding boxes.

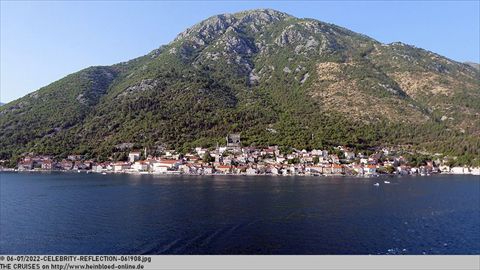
[464,61,480,71]
[0,9,479,164]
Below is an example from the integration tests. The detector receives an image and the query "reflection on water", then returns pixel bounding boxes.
[0,173,479,254]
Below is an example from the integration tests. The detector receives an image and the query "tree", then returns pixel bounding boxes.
[203,151,214,163]
[384,165,395,174]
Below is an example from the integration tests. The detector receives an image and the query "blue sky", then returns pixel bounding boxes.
[1,1,479,103]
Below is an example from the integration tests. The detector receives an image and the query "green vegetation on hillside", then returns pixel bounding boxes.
[0,9,478,166]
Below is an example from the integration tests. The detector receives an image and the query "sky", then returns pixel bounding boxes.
[1,1,479,103]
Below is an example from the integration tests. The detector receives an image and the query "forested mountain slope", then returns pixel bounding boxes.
[1,9,479,164]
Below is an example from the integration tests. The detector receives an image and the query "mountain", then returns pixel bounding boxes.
[1,9,479,164]
[465,62,479,71]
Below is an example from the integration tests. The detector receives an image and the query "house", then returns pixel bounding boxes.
[105,163,113,171]
[270,166,281,175]
[352,164,364,175]
[329,155,340,164]
[332,164,343,174]
[187,156,200,163]
[74,161,91,170]
[67,155,83,161]
[242,147,255,154]
[18,161,34,171]
[92,164,106,173]
[268,146,280,156]
[439,165,450,173]
[365,165,377,175]
[203,166,214,175]
[419,166,431,175]
[215,165,232,174]
[41,160,53,170]
[83,161,93,170]
[261,148,276,157]
[397,165,409,175]
[282,167,293,175]
[368,153,382,164]
[451,167,467,174]
[132,161,149,172]
[383,159,395,167]
[290,165,302,175]
[344,151,355,160]
[195,147,207,156]
[157,159,181,169]
[322,165,332,174]
[178,164,190,174]
[302,156,314,163]
[164,150,176,157]
[222,157,233,165]
[226,133,241,147]
[305,166,323,175]
[60,160,74,170]
[237,156,247,163]
[128,152,141,163]
[232,165,246,174]
[113,162,130,172]
[152,165,169,174]
[246,167,257,175]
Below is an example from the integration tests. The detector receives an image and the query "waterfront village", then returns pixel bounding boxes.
[3,134,480,176]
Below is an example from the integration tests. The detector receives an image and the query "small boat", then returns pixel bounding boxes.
[384,181,391,184]
[102,172,107,175]
[373,183,380,186]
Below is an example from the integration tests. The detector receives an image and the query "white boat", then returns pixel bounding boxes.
[384,181,391,184]
[102,172,107,175]
[373,183,380,186]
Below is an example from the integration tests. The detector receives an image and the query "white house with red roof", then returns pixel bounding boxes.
[128,152,141,163]
[132,161,149,172]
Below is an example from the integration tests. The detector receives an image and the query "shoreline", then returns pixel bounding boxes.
[2,169,479,177]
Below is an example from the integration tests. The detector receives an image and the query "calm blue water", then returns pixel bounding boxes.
[0,172,479,254]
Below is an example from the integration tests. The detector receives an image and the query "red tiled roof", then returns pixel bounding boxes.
[135,161,149,164]
[114,162,129,166]
[158,159,179,164]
